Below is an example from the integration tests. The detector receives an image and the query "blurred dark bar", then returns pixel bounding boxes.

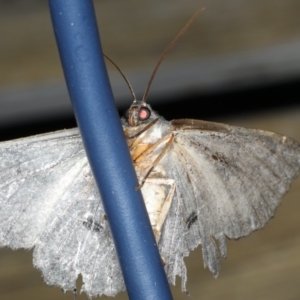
[48,0,172,299]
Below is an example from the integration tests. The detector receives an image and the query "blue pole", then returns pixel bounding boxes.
[48,1,173,299]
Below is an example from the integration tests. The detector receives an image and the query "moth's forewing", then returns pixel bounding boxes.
[0,129,125,297]
[158,118,300,280]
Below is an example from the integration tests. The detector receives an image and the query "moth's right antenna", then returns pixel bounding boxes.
[104,54,137,101]
[142,8,205,104]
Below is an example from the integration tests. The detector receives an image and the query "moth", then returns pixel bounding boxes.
[1,10,300,299]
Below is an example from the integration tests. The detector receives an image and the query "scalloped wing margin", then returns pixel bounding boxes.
[0,129,125,297]
[157,120,300,289]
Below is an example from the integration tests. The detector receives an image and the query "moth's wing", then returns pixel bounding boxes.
[158,119,300,289]
[0,129,124,297]
[0,129,83,248]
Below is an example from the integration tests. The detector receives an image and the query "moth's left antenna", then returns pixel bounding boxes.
[104,54,137,101]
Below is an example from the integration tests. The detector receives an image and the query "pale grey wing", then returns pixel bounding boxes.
[158,119,300,289]
[0,129,124,297]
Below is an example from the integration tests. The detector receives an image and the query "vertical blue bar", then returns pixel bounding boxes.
[48,1,173,299]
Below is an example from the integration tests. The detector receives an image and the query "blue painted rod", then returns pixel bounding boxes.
[48,0,173,299]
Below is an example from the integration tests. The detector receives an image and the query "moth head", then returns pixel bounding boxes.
[105,9,204,129]
[125,100,152,127]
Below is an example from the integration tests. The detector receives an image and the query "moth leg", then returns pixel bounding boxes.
[73,288,77,300]
[136,134,175,189]
[143,177,176,242]
[134,133,173,163]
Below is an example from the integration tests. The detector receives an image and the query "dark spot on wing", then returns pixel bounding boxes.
[186,171,192,183]
[186,212,198,229]
[83,217,103,233]
[212,152,228,165]
[212,154,218,161]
